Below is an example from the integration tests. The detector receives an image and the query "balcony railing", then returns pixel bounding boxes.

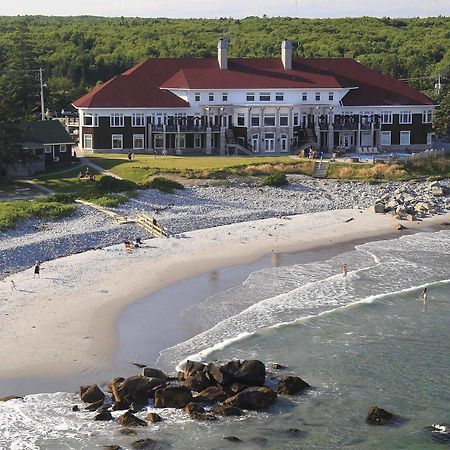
[333,123,358,130]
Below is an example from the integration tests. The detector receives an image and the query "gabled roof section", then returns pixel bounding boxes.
[73,57,434,108]
[22,120,74,146]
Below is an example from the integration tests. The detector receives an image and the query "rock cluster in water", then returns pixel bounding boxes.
[76,359,309,447]
[373,180,450,221]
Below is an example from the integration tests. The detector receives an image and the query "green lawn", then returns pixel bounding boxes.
[86,154,313,183]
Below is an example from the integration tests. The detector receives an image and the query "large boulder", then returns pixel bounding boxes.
[220,359,242,378]
[197,386,227,403]
[118,411,148,427]
[204,362,227,385]
[112,376,154,408]
[94,411,113,421]
[80,384,105,404]
[224,387,277,410]
[182,371,214,392]
[145,412,162,423]
[154,386,193,408]
[366,406,394,425]
[211,405,243,416]
[183,360,205,378]
[373,203,385,214]
[107,377,125,393]
[232,360,266,386]
[131,438,171,449]
[277,376,310,395]
[142,368,168,380]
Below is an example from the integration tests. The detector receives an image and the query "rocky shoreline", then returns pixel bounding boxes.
[1,175,449,277]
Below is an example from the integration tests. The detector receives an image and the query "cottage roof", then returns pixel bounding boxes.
[22,120,74,147]
[73,57,434,108]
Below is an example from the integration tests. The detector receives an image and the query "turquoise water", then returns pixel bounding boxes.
[0,231,449,449]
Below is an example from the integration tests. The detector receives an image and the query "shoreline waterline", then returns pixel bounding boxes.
[0,210,449,396]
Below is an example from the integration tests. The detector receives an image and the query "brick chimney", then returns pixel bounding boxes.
[281,40,293,70]
[218,38,228,70]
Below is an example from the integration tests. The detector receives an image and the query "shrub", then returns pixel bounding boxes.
[261,172,289,186]
[96,175,138,192]
[36,193,77,204]
[85,194,130,207]
[146,177,184,193]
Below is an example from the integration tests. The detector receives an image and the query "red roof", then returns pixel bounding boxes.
[73,57,433,108]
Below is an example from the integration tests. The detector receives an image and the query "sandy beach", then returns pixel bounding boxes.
[1,207,449,391]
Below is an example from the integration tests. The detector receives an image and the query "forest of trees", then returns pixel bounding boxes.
[0,15,449,129]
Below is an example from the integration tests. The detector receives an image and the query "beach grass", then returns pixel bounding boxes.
[86,154,314,182]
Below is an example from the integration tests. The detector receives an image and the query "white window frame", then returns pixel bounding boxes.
[110,113,124,127]
[302,92,307,101]
[251,114,260,127]
[133,134,144,150]
[315,92,321,102]
[132,113,145,127]
[112,134,123,150]
[236,113,245,127]
[399,110,412,124]
[44,145,52,154]
[264,114,276,127]
[246,92,255,102]
[380,131,391,146]
[380,111,392,124]
[400,131,411,146]
[427,132,433,145]
[275,92,284,101]
[328,92,334,101]
[208,92,214,102]
[59,144,67,153]
[279,114,289,127]
[154,134,164,149]
[293,113,300,126]
[175,134,186,149]
[83,134,92,150]
[422,110,432,124]
[83,113,98,127]
[194,134,202,148]
[222,92,228,102]
[259,92,271,102]
[194,93,201,102]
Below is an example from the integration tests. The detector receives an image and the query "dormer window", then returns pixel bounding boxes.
[195,93,201,102]
[302,92,307,101]
[315,92,321,101]
[110,113,124,127]
[259,92,271,102]
[275,92,284,101]
[328,92,334,101]
[222,92,228,102]
[132,113,145,127]
[246,92,255,102]
[208,93,214,102]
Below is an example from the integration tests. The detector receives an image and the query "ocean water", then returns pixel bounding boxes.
[1,231,449,449]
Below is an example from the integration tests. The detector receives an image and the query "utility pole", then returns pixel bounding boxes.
[39,67,45,120]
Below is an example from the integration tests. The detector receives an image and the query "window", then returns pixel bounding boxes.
[83,113,98,127]
[194,134,202,148]
[380,131,391,146]
[222,92,228,102]
[315,92,321,101]
[59,144,67,153]
[246,92,255,102]
[293,113,299,126]
[422,110,432,123]
[44,145,52,154]
[112,134,123,149]
[260,92,271,102]
[400,131,411,146]
[275,92,284,101]
[195,93,201,102]
[251,114,260,127]
[237,113,245,127]
[154,134,164,148]
[279,114,289,126]
[110,113,124,127]
[222,115,228,127]
[175,134,186,149]
[380,111,392,124]
[427,132,433,145]
[83,134,92,149]
[328,92,334,101]
[132,113,145,127]
[208,93,214,102]
[399,110,412,124]
[302,92,307,101]
[264,114,275,127]
[133,134,144,149]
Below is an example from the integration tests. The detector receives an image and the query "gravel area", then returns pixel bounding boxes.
[1,175,448,277]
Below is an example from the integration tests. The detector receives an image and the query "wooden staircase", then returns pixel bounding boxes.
[312,160,329,178]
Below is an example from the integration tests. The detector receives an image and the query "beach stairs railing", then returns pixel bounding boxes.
[312,159,329,178]
[136,213,169,238]
[75,199,131,224]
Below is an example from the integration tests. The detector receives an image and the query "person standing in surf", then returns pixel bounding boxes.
[342,264,348,278]
[421,288,428,302]
[34,261,41,278]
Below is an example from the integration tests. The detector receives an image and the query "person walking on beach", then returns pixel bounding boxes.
[34,261,41,278]
[342,264,348,278]
[10,280,16,292]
